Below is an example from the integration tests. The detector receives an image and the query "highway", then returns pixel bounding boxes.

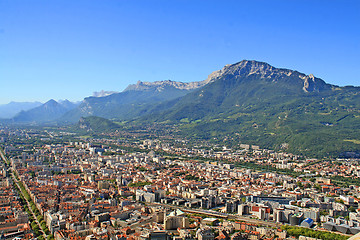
[0,147,9,165]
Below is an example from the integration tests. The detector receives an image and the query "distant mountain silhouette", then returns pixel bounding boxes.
[12,99,78,123]
[0,101,42,118]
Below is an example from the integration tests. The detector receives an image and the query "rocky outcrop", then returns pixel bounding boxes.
[124,79,209,92]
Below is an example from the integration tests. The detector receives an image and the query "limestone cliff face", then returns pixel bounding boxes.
[124,79,209,92]
[204,60,331,93]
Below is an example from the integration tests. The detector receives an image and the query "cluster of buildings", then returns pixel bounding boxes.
[0,165,32,239]
[0,127,360,239]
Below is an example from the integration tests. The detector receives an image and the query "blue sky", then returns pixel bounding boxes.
[0,0,359,104]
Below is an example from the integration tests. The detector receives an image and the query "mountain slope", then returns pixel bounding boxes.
[139,60,360,157]
[61,79,209,122]
[78,116,121,132]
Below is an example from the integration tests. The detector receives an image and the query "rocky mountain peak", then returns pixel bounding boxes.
[226,60,292,78]
[205,60,330,93]
[44,99,59,107]
[204,60,276,83]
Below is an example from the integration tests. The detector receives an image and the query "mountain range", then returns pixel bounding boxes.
[140,60,360,157]
[3,60,360,157]
[59,79,210,123]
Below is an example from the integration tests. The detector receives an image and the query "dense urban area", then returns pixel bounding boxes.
[1,126,360,240]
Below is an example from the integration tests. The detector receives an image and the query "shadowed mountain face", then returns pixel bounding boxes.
[60,79,209,122]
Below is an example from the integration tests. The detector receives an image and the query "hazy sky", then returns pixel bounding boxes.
[1,0,359,104]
